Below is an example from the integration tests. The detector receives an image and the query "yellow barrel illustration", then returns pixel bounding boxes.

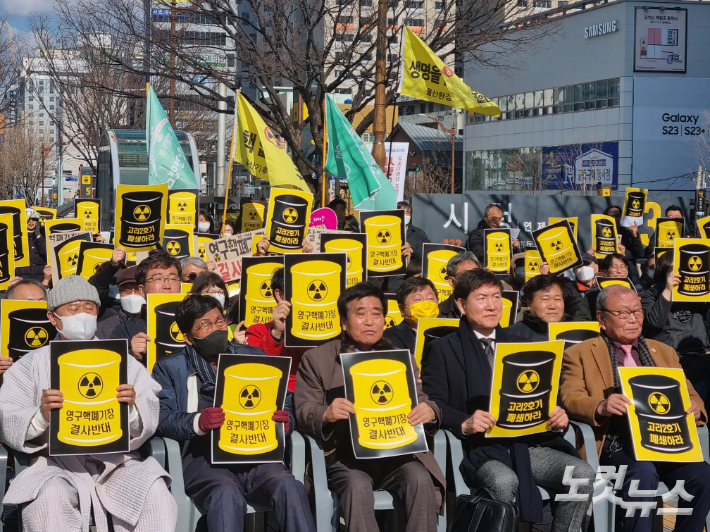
[219,363,282,455]
[169,191,197,226]
[537,226,575,273]
[486,232,510,273]
[324,239,363,288]
[77,247,113,280]
[426,249,457,303]
[350,358,417,449]
[243,262,281,327]
[658,220,683,248]
[525,250,542,282]
[242,203,266,232]
[364,215,403,272]
[78,202,100,234]
[598,278,632,290]
[385,298,403,329]
[57,240,85,278]
[57,349,122,446]
[500,297,513,327]
[291,260,342,340]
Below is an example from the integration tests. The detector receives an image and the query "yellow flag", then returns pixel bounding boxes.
[234,92,308,191]
[399,27,500,117]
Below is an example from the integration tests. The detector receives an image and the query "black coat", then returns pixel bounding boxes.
[383,321,416,352]
[406,224,430,266]
[15,232,47,281]
[466,220,519,263]
[438,294,460,320]
[506,312,576,342]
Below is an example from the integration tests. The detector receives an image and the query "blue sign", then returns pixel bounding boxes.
[65,176,78,182]
[541,142,619,191]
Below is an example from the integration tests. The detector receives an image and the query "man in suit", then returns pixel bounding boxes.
[422,269,595,531]
[438,251,480,319]
[466,204,520,262]
[561,284,710,532]
[295,282,445,532]
[384,277,440,353]
[508,274,574,342]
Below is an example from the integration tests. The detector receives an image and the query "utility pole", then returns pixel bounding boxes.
[41,143,45,207]
[216,83,227,197]
[169,0,177,127]
[371,0,388,171]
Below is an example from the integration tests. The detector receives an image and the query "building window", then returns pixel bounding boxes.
[39,121,44,125]
[534,1,551,7]
[362,53,372,61]
[435,1,445,9]
[387,17,398,25]
[405,1,424,8]
[360,0,373,6]
[338,15,354,23]
[405,18,424,26]
[517,0,528,7]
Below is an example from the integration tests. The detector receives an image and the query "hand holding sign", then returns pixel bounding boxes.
[546,406,569,431]
[324,398,355,423]
[408,402,435,426]
[116,384,136,408]
[462,410,496,435]
[199,407,225,431]
[131,332,151,361]
[42,389,64,422]
[111,247,126,267]
[598,393,632,417]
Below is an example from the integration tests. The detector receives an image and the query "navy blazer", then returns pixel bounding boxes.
[383,321,416,353]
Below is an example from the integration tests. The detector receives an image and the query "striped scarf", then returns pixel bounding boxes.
[186,342,238,396]
[600,332,655,393]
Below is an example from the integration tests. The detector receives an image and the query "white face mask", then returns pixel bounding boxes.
[576,265,596,282]
[404,215,411,226]
[198,222,211,232]
[120,294,146,314]
[56,312,98,341]
[208,293,226,307]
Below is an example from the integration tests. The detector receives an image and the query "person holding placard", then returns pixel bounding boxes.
[422,269,594,530]
[508,275,573,342]
[0,279,48,375]
[328,198,359,232]
[384,277,440,353]
[244,268,308,392]
[95,265,143,339]
[0,275,176,532]
[438,251,481,319]
[644,204,689,259]
[15,209,47,282]
[295,282,445,532]
[466,204,520,262]
[152,294,314,532]
[561,285,710,532]
[604,205,645,262]
[574,253,641,321]
[109,250,182,360]
[86,246,126,313]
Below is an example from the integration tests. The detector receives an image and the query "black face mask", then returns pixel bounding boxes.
[192,329,229,360]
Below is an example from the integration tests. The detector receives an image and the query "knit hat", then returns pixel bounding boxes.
[47,275,101,311]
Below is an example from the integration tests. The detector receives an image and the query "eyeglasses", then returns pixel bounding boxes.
[194,317,227,334]
[146,274,180,285]
[601,308,643,320]
[203,288,225,296]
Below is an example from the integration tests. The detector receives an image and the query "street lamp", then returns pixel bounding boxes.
[56,156,87,207]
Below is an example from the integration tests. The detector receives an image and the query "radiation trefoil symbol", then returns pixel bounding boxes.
[239,385,261,409]
[377,230,392,244]
[259,280,273,298]
[516,370,540,393]
[68,253,79,266]
[249,211,258,220]
[632,200,641,209]
[689,256,703,272]
[282,207,298,224]
[167,241,181,255]
[199,247,206,259]
[24,326,48,348]
[602,227,612,238]
[649,392,670,415]
[530,261,540,271]
[385,316,396,328]
[494,242,504,252]
[170,321,184,343]
[666,230,677,241]
[439,265,448,282]
[78,373,103,399]
[178,201,187,211]
[83,209,93,219]
[308,280,328,301]
[551,240,563,252]
[370,380,393,405]
[346,254,352,271]
[134,205,151,221]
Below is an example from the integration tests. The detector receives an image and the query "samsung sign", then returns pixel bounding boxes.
[584,20,618,38]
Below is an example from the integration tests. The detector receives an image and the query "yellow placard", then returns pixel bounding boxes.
[596,277,637,293]
[167,189,198,228]
[75,242,114,280]
[484,229,510,273]
[550,217,577,241]
[622,188,647,226]
[264,188,313,254]
[525,249,542,282]
[619,367,703,462]
[51,233,92,282]
[146,293,187,372]
[422,243,463,303]
[322,233,367,289]
[500,290,519,328]
[656,217,684,248]
[162,223,195,259]
[241,200,267,233]
[413,318,459,369]
[0,213,15,290]
[672,238,710,302]
[697,216,710,240]
[34,207,56,225]
[487,341,564,438]
[75,199,101,234]
[0,200,29,268]
[532,220,581,274]
[239,256,284,328]
[548,321,600,349]
[45,218,86,235]
[591,214,619,259]
[360,210,406,276]
[0,299,55,361]
[196,233,219,261]
[181,283,192,294]
[385,296,403,329]
[114,183,168,252]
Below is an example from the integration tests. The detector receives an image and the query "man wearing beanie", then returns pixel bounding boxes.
[0,275,177,532]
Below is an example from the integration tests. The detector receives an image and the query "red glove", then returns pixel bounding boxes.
[198,407,225,432]
[272,410,290,433]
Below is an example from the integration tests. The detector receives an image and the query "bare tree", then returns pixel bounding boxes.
[404,154,450,196]
[0,123,55,204]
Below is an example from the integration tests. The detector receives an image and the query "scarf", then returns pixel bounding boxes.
[186,342,239,396]
[600,332,655,393]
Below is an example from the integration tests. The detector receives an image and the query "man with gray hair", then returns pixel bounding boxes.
[561,285,710,532]
[0,275,177,532]
[466,204,520,261]
[181,256,208,283]
[438,251,480,319]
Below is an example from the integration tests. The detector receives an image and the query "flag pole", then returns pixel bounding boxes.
[321,96,328,208]
[222,89,239,236]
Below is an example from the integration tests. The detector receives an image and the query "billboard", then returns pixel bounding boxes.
[634,7,687,73]
[541,142,619,191]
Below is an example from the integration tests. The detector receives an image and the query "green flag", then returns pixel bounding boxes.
[146,84,198,190]
[324,95,397,210]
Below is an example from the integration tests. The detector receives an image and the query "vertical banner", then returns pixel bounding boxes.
[0,300,56,361]
[50,232,93,285]
[146,293,187,372]
[487,341,565,438]
[212,353,291,464]
[207,230,266,283]
[0,213,15,290]
[45,218,86,235]
[196,232,220,261]
[74,199,101,234]
[265,188,313,254]
[162,224,195,260]
[422,243,464,303]
[697,215,710,240]
[75,242,114,280]
[239,256,285,328]
[549,321,600,350]
[167,189,199,231]
[596,277,637,293]
[240,198,267,233]
[619,367,702,462]
[49,339,130,456]
[550,217,578,241]
[622,188,647,227]
[114,184,168,252]
[484,228,511,274]
[672,238,710,302]
[383,142,409,203]
[657,217,684,248]
[341,350,428,458]
[414,318,459,369]
[532,220,582,274]
[359,210,407,277]
[321,233,368,288]
[525,249,542,282]
[0,200,29,268]
[500,290,519,328]
[385,293,403,329]
[591,214,619,259]
[34,207,56,226]
[284,253,347,348]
